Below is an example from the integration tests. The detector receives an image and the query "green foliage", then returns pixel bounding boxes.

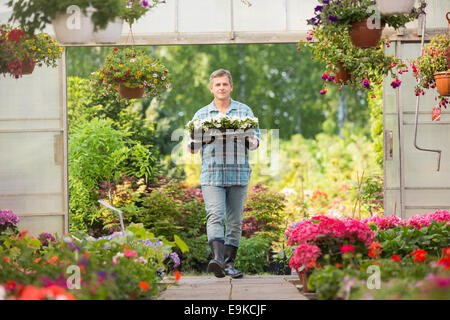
[178,234,209,272]
[308,265,345,300]
[120,0,165,26]
[375,222,450,258]
[234,235,271,274]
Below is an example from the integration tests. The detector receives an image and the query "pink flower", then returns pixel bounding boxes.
[289,243,321,272]
[124,249,137,258]
[340,244,355,254]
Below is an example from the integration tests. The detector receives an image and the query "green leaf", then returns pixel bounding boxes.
[174,234,189,253]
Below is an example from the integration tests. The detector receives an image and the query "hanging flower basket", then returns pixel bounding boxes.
[94,17,124,44]
[435,72,450,97]
[118,84,145,99]
[0,25,62,78]
[349,19,383,48]
[90,47,171,100]
[376,0,416,15]
[412,34,450,115]
[21,59,35,75]
[333,63,351,85]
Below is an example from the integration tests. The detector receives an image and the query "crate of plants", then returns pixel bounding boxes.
[186,114,259,144]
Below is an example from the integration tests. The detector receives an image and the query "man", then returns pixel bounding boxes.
[188,69,260,278]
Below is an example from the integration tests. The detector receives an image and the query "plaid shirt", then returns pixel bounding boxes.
[191,99,260,186]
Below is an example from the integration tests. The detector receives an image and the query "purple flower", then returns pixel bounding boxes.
[142,0,149,7]
[322,73,329,81]
[391,80,402,89]
[0,209,20,226]
[362,78,371,89]
[39,232,56,246]
[314,6,323,12]
[328,16,338,22]
[165,252,180,268]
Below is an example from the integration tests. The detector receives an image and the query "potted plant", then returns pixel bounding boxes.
[94,0,166,44]
[376,0,416,15]
[412,34,450,120]
[0,24,62,78]
[7,0,123,44]
[299,27,407,95]
[90,46,171,99]
[308,0,425,48]
[186,115,259,144]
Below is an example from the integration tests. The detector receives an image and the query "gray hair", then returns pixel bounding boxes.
[209,69,233,85]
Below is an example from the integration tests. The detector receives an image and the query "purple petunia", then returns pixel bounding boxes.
[142,0,149,7]
[0,209,20,226]
[328,16,338,22]
[39,232,56,246]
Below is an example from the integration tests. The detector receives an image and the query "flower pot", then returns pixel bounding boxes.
[21,59,35,75]
[333,63,351,84]
[376,0,415,15]
[118,84,145,99]
[350,19,383,48]
[94,18,124,44]
[435,72,450,97]
[52,8,95,44]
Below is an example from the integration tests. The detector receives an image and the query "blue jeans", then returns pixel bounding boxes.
[201,185,248,248]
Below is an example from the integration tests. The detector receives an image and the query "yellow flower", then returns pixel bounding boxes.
[38,48,41,51]
[31,46,36,50]
[153,79,157,84]
[153,67,158,71]
[119,64,123,68]
[59,47,63,52]
[145,60,150,64]
[139,85,143,88]
[48,49,52,53]
[146,75,150,79]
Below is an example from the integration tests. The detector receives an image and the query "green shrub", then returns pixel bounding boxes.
[234,235,271,274]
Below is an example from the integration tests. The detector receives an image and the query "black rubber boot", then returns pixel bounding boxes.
[207,240,225,278]
[224,245,243,279]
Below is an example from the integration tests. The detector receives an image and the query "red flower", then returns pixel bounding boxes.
[113,48,118,51]
[438,257,450,270]
[391,255,401,263]
[7,29,25,42]
[340,244,355,255]
[138,281,151,292]
[410,249,427,262]
[174,270,182,281]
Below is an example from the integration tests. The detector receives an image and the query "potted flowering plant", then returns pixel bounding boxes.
[309,0,425,48]
[7,0,123,44]
[90,47,171,99]
[412,34,450,120]
[94,0,166,44]
[0,25,62,78]
[299,27,407,95]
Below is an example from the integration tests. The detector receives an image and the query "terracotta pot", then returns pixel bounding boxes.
[333,63,351,84]
[350,19,383,48]
[118,85,145,99]
[435,72,450,97]
[21,59,35,75]
[376,0,415,15]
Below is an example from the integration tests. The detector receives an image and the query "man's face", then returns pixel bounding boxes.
[210,75,233,101]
